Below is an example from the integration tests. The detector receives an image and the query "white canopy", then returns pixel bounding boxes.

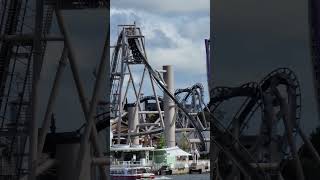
[110,145,154,152]
[157,146,191,157]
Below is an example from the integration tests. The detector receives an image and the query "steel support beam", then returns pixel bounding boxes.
[0,34,64,42]
[114,128,163,137]
[149,72,165,128]
[36,159,58,175]
[28,0,43,179]
[276,91,304,180]
[138,111,164,114]
[55,10,108,180]
[115,37,127,144]
[298,127,320,166]
[38,47,68,155]
[136,123,160,127]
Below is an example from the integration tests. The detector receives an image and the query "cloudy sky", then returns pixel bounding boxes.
[212,0,319,135]
[110,0,210,102]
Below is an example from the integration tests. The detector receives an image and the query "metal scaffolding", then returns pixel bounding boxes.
[0,0,109,180]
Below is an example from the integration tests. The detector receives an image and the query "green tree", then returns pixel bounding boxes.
[157,134,165,149]
[179,132,190,152]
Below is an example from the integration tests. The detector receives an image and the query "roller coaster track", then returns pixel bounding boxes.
[174,83,208,132]
[208,68,303,179]
[259,68,301,130]
[209,82,263,133]
[259,68,303,176]
[208,83,267,179]
[133,90,207,150]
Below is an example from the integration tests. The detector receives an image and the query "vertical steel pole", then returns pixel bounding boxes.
[163,65,175,148]
[38,47,67,155]
[29,0,43,179]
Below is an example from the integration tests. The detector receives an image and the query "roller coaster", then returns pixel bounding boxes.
[110,24,207,151]
[175,83,208,130]
[209,68,320,180]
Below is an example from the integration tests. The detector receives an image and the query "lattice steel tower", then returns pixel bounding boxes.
[0,1,108,180]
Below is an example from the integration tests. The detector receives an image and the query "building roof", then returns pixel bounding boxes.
[155,146,191,156]
[110,145,155,152]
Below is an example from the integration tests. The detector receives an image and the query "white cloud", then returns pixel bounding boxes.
[110,4,209,104]
[110,8,209,75]
[111,0,210,13]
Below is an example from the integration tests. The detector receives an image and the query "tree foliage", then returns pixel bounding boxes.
[179,132,190,152]
[157,134,165,149]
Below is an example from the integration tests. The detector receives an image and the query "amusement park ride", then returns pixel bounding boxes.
[109,23,208,152]
[109,24,212,179]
